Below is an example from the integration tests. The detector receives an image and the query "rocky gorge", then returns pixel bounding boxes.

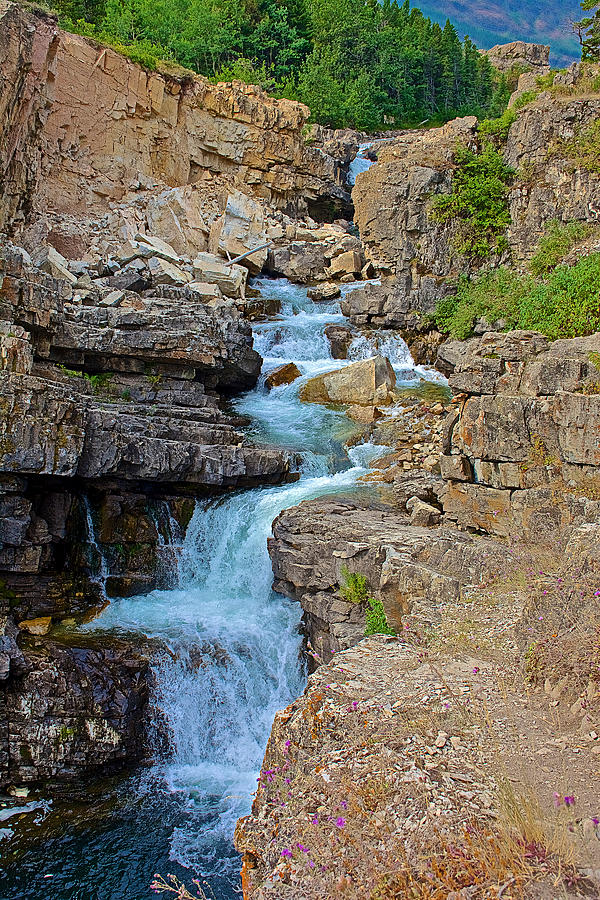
[0,3,600,898]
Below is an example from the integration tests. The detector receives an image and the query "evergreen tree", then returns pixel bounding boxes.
[577,1,600,58]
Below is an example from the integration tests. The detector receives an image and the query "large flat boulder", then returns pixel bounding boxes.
[299,355,396,406]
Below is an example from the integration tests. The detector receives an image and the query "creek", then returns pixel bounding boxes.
[1,277,440,900]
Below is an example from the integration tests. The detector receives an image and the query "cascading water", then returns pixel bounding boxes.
[1,277,443,900]
[83,495,109,595]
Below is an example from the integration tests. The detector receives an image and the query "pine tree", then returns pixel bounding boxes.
[577,1,600,59]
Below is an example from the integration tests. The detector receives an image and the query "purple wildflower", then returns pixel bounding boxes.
[335,817,346,828]
[564,795,576,807]
[281,848,292,858]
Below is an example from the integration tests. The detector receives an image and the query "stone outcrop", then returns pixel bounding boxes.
[0,233,291,789]
[437,330,600,536]
[269,497,505,663]
[1,629,150,787]
[0,240,290,613]
[299,356,396,407]
[348,67,600,339]
[485,41,550,74]
[0,2,350,243]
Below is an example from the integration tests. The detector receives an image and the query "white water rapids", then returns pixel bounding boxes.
[76,277,441,896]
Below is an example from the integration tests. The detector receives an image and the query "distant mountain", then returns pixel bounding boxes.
[416,1,582,66]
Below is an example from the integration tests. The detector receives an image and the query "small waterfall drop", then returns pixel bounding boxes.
[3,276,445,900]
[82,495,108,595]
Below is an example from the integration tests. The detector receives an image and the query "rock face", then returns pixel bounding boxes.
[437,330,600,536]
[1,630,150,786]
[0,240,289,611]
[349,68,600,336]
[299,356,396,406]
[0,235,289,789]
[0,2,350,240]
[269,497,505,663]
[485,41,550,73]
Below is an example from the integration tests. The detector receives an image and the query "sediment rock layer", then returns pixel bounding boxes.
[0,1,349,239]
[269,497,505,663]
[438,329,600,536]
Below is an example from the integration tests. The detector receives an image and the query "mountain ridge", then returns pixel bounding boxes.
[417,0,582,65]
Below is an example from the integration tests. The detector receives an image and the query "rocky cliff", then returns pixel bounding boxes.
[348,64,600,356]
[0,2,350,245]
[0,232,292,788]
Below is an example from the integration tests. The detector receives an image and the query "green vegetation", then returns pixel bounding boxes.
[430,143,514,259]
[436,253,600,340]
[551,119,600,174]
[364,596,395,637]
[339,567,395,637]
[577,0,600,60]
[529,220,595,275]
[41,0,505,130]
[339,567,369,605]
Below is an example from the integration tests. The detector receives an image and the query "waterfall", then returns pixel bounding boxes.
[26,275,444,900]
[82,496,108,595]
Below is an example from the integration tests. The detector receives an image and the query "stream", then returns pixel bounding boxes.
[1,277,440,900]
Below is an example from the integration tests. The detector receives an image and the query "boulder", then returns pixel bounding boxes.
[186,281,223,301]
[346,405,382,424]
[324,324,354,360]
[134,233,181,263]
[300,356,396,406]
[327,249,362,279]
[267,243,327,283]
[209,192,267,273]
[18,616,52,636]
[307,282,341,302]
[145,185,215,257]
[31,245,77,284]
[265,362,302,389]
[192,251,247,299]
[406,496,441,527]
[147,256,191,285]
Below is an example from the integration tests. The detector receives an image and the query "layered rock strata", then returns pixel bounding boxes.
[0,237,289,788]
[0,1,350,240]
[437,329,600,536]
[269,497,505,664]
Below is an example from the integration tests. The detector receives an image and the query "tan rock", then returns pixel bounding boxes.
[134,233,181,262]
[265,363,301,389]
[300,356,396,407]
[192,251,247,298]
[32,245,77,284]
[186,281,223,300]
[209,192,267,273]
[346,405,382,424]
[327,249,362,279]
[147,256,191,285]
[307,282,341,302]
[19,616,52,636]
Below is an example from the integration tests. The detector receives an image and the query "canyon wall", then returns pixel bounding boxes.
[348,65,600,358]
[0,1,350,245]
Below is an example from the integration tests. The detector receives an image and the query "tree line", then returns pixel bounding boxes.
[47,0,507,131]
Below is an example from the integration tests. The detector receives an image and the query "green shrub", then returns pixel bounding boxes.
[431,143,514,259]
[436,254,600,340]
[529,220,594,275]
[339,566,368,604]
[479,107,517,141]
[551,119,600,174]
[364,596,395,637]
[339,566,395,636]
[59,16,168,70]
